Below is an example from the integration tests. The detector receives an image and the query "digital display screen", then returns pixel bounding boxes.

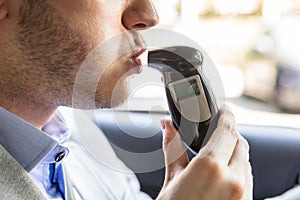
[173,79,200,100]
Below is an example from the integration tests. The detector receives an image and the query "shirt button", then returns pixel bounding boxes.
[55,151,66,162]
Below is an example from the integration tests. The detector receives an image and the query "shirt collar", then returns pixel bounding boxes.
[0,107,68,172]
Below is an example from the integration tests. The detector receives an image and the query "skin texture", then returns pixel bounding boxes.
[0,0,158,127]
[0,0,253,199]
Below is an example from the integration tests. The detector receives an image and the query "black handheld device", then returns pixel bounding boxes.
[148,46,219,154]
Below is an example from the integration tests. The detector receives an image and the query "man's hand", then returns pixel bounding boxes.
[157,106,253,200]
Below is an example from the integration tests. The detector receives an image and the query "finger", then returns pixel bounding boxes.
[229,137,253,199]
[199,105,239,167]
[244,162,254,200]
[161,119,189,183]
[229,136,250,167]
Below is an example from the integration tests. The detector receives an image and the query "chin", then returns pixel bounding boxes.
[94,78,130,109]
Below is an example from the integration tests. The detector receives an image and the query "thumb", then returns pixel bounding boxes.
[161,119,189,188]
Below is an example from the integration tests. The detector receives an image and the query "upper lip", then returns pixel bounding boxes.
[127,30,147,61]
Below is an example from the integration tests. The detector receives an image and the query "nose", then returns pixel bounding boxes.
[122,0,159,30]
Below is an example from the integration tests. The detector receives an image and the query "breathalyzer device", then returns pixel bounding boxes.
[148,46,219,154]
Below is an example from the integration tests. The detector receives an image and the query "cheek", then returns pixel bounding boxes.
[48,0,125,46]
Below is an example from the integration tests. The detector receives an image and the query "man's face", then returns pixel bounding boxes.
[0,0,158,110]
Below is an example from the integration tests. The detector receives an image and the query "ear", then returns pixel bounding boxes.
[0,0,8,21]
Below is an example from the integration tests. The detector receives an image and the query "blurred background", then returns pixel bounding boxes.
[124,0,300,128]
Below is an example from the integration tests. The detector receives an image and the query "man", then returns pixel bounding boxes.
[0,0,252,199]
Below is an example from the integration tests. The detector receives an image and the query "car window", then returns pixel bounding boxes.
[119,0,300,129]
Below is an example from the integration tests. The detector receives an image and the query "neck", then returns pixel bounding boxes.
[1,102,56,129]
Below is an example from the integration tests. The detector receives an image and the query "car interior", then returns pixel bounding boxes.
[87,2,300,199]
[90,109,300,200]
[1,1,299,200]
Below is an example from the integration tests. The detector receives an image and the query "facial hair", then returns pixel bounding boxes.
[2,0,131,111]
